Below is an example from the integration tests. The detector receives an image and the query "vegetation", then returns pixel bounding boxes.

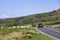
[52,24,60,28]
[0,28,53,40]
[0,9,60,40]
[42,20,60,25]
[0,9,60,27]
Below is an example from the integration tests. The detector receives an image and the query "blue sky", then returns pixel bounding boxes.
[0,0,60,19]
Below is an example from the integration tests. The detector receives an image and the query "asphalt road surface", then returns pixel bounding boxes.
[38,27,60,39]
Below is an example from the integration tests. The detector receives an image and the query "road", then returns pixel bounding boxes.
[38,27,60,40]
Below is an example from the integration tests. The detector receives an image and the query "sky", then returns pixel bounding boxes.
[0,0,60,19]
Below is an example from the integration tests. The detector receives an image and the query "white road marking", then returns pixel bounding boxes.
[35,28,60,40]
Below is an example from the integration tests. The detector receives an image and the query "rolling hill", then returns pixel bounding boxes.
[0,9,60,27]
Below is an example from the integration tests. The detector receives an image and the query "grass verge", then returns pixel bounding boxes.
[0,28,53,40]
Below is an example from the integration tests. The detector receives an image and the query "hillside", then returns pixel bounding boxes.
[0,9,60,27]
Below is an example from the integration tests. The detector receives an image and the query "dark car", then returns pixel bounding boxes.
[38,23,43,28]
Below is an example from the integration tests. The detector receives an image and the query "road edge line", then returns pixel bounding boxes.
[35,28,60,40]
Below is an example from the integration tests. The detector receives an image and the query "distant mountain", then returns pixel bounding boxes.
[0,19,2,21]
[0,9,60,27]
[0,19,3,22]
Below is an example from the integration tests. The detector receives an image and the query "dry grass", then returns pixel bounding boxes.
[52,24,60,28]
[0,30,41,40]
[0,28,53,40]
[0,32,22,40]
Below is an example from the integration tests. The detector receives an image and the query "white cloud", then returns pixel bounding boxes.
[0,14,8,19]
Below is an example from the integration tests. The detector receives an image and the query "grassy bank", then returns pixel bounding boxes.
[41,20,60,28]
[52,24,60,28]
[0,28,53,40]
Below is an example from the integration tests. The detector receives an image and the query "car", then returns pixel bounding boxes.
[38,23,43,28]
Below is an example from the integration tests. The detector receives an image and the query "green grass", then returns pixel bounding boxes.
[0,28,37,35]
[22,34,53,40]
[42,20,60,25]
[0,28,53,40]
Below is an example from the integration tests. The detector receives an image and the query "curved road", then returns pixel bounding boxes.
[38,27,60,40]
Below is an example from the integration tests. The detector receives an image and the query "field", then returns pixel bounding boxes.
[41,20,60,28]
[52,24,60,28]
[0,28,53,40]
